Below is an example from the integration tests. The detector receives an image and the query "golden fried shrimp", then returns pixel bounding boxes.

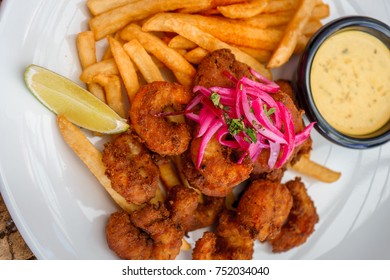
[192,210,254,260]
[251,84,310,178]
[165,184,224,232]
[131,203,183,260]
[269,177,319,253]
[189,136,253,197]
[181,151,233,197]
[106,211,153,260]
[165,184,199,229]
[129,81,193,156]
[192,232,220,260]
[193,48,254,89]
[102,130,159,205]
[237,179,293,241]
[106,204,183,260]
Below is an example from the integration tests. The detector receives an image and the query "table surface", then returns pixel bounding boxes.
[0,0,35,260]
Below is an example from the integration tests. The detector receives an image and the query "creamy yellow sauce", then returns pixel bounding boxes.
[310,30,390,136]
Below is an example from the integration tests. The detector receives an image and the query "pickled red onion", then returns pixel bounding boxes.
[185,68,314,169]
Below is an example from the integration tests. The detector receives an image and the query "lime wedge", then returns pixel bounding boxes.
[24,64,129,134]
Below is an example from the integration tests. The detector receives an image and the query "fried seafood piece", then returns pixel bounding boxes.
[106,211,153,260]
[102,130,159,205]
[165,184,224,232]
[251,82,312,179]
[181,150,234,197]
[106,204,183,260]
[188,136,253,197]
[193,48,254,88]
[129,81,193,156]
[192,210,254,260]
[269,177,319,253]
[130,203,183,260]
[237,179,293,242]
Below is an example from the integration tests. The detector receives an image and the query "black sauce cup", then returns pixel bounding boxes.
[294,16,390,149]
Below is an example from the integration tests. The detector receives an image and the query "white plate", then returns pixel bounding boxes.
[0,0,389,260]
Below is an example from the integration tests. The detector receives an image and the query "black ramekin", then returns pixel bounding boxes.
[294,16,390,149]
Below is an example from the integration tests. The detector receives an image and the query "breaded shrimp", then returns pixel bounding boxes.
[106,211,153,260]
[165,184,224,232]
[269,177,319,253]
[237,179,293,241]
[189,136,253,197]
[106,204,183,260]
[129,81,193,156]
[102,130,159,204]
[251,82,312,178]
[181,151,234,197]
[131,203,183,260]
[192,210,254,260]
[193,48,254,89]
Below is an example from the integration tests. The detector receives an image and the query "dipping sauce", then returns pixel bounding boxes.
[310,30,390,136]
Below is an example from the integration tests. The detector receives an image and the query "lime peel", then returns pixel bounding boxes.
[24,64,129,134]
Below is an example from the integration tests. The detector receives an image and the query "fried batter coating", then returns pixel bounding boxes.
[237,179,293,241]
[181,151,234,197]
[131,203,183,260]
[192,210,254,260]
[252,81,312,178]
[106,211,153,260]
[102,130,159,204]
[189,136,253,197]
[165,184,224,232]
[129,81,193,156]
[193,48,254,88]
[106,204,183,260]
[269,177,319,253]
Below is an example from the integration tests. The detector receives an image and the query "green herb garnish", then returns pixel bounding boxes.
[245,127,257,143]
[263,104,276,121]
[227,118,245,135]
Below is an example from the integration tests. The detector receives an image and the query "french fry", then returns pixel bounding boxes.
[294,34,309,54]
[312,3,330,19]
[184,47,209,64]
[217,0,269,19]
[123,39,164,83]
[236,46,272,63]
[120,24,196,86]
[57,115,141,212]
[154,156,181,191]
[76,31,97,69]
[303,19,323,36]
[161,18,272,79]
[267,0,317,68]
[262,0,298,14]
[89,0,210,40]
[288,155,341,183]
[86,83,106,103]
[87,0,140,16]
[181,239,191,251]
[274,19,323,37]
[92,74,126,118]
[240,3,329,29]
[108,37,139,102]
[239,12,293,28]
[80,58,119,84]
[142,12,283,51]
[76,31,106,102]
[178,0,245,14]
[168,35,198,50]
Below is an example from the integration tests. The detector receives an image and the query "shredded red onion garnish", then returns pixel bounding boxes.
[185,68,314,169]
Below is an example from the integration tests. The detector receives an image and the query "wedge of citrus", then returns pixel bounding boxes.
[24,64,129,134]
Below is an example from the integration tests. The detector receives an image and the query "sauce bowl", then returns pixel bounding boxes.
[294,16,390,148]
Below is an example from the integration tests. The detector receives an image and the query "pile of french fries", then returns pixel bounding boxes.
[59,0,340,224]
[77,0,330,116]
